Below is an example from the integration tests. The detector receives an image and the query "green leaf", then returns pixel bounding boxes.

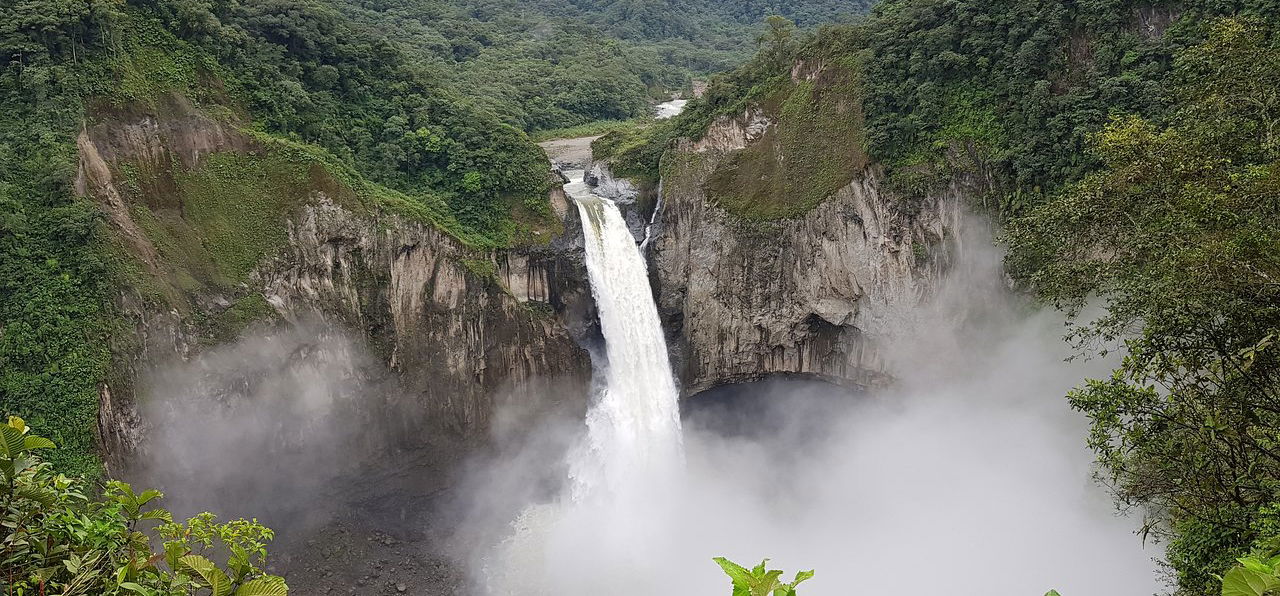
[0,424,25,457]
[1242,558,1273,575]
[752,559,769,576]
[22,436,55,450]
[180,554,233,596]
[715,557,752,585]
[234,576,289,596]
[14,485,58,507]
[136,489,163,506]
[757,569,784,596]
[1222,565,1280,596]
[164,541,189,569]
[139,509,173,523]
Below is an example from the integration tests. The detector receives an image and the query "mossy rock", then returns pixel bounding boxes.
[703,62,869,220]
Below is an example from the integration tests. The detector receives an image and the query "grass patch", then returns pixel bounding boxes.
[530,119,644,142]
[202,293,280,344]
[169,151,311,285]
[704,62,868,220]
[459,258,498,283]
[103,8,226,108]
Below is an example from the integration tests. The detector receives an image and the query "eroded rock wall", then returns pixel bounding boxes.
[649,109,991,396]
[77,97,593,468]
[256,197,592,436]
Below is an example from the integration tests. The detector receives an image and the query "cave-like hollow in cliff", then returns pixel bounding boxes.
[680,375,862,443]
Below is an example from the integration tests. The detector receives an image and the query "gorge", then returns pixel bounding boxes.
[5,2,1280,595]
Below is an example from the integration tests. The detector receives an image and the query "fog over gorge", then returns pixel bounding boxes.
[451,217,1161,596]
[10,1,1275,594]
[121,210,1161,596]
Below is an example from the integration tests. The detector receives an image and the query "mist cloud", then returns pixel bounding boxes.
[131,320,425,533]
[458,216,1161,596]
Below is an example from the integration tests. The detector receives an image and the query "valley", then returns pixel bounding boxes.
[4,2,1280,595]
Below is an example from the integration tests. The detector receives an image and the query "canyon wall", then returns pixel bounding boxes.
[76,96,593,469]
[646,89,995,396]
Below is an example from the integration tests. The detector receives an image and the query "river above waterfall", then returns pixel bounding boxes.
[655,98,689,119]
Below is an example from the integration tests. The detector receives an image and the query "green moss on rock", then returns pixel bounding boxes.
[203,293,280,344]
[704,63,869,220]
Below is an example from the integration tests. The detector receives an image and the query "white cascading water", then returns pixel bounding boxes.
[483,171,684,594]
[639,178,663,253]
[564,171,683,500]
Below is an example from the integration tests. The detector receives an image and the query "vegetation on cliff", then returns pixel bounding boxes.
[0,0,540,475]
[0,0,887,474]
[1006,19,1280,594]
[1,417,287,595]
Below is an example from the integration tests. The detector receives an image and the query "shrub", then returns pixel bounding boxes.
[1,417,288,595]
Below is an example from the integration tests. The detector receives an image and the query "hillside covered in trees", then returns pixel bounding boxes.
[326,0,875,132]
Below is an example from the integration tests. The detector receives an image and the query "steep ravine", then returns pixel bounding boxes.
[79,79,993,592]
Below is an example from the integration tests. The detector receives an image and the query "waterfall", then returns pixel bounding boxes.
[639,178,663,253]
[483,169,684,595]
[566,173,683,500]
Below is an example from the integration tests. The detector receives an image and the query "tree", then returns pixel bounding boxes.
[757,15,797,71]
[1005,18,1280,595]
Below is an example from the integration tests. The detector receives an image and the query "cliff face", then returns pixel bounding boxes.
[77,96,593,467]
[649,105,991,396]
[256,197,593,436]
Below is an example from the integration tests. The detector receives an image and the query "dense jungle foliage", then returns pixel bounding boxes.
[0,0,543,478]
[1,417,287,595]
[328,0,875,133]
[1006,18,1280,595]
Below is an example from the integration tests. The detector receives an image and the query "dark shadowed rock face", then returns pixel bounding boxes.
[1133,5,1181,40]
[256,196,593,437]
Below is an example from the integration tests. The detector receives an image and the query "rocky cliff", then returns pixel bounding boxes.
[647,86,992,396]
[256,196,594,436]
[76,96,594,468]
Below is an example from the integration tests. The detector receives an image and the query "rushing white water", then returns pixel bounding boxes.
[565,170,683,499]
[639,178,663,253]
[480,172,684,594]
[655,98,689,119]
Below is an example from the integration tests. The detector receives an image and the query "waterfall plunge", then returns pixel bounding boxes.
[569,184,683,501]
[481,173,684,594]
